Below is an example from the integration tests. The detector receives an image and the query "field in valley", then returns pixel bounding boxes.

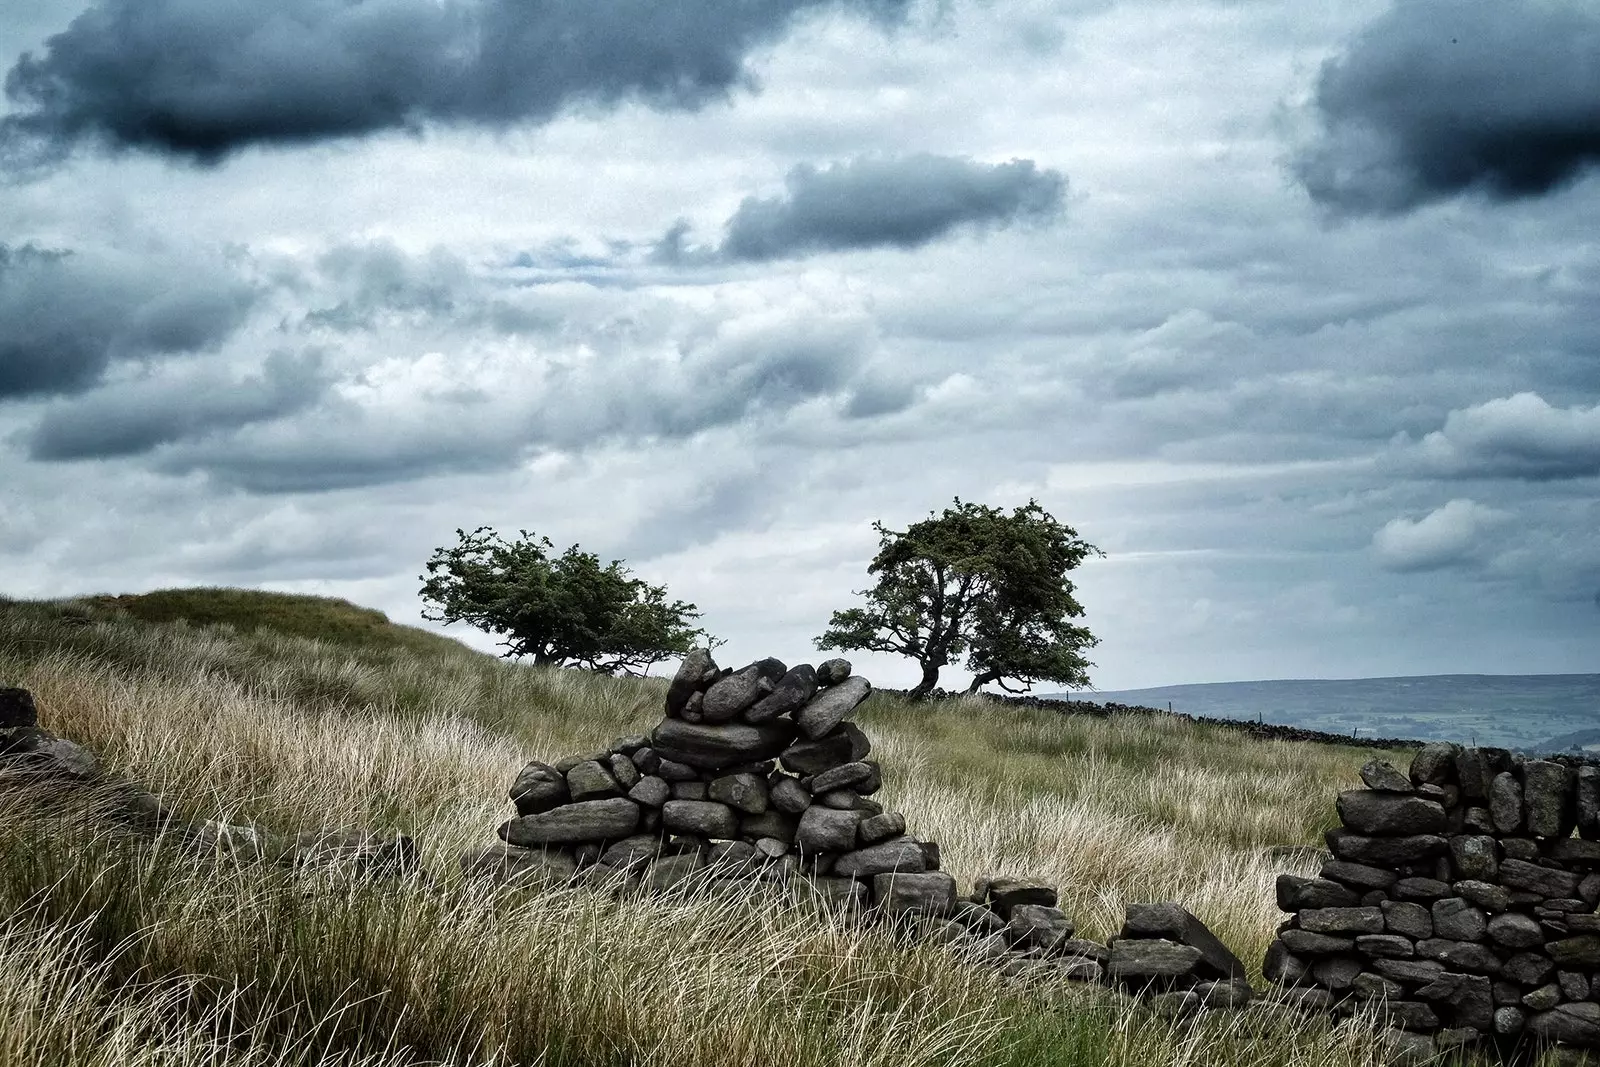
[0,589,1551,1067]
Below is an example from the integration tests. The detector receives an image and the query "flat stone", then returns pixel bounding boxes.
[599,834,665,871]
[1272,987,1334,1012]
[701,659,788,723]
[872,871,956,917]
[1449,835,1499,882]
[1301,906,1385,936]
[1352,971,1405,1000]
[1487,912,1543,950]
[795,676,872,740]
[1490,772,1523,833]
[768,776,811,814]
[1311,955,1363,991]
[665,649,718,717]
[1280,929,1355,956]
[661,800,739,839]
[643,852,707,892]
[1416,938,1501,974]
[832,836,927,879]
[1361,759,1414,792]
[1523,760,1575,839]
[652,719,798,771]
[1336,790,1448,836]
[1326,829,1447,867]
[1374,958,1446,984]
[1321,859,1398,890]
[1193,978,1254,1009]
[857,811,906,845]
[1502,951,1555,986]
[627,775,669,808]
[740,810,797,844]
[744,664,819,724]
[796,806,864,853]
[1528,1003,1600,1046]
[780,722,871,776]
[509,761,570,815]
[460,843,577,886]
[1549,935,1600,968]
[986,876,1059,918]
[1382,900,1433,939]
[1551,838,1600,867]
[1454,879,1510,912]
[566,760,621,802]
[1431,897,1487,941]
[1523,983,1562,1011]
[1357,934,1416,959]
[655,758,697,782]
[1120,902,1248,980]
[808,761,875,794]
[707,772,769,815]
[1392,877,1451,902]
[1385,1001,1440,1032]
[1004,904,1077,953]
[1277,874,1359,911]
[1500,857,1580,898]
[1108,939,1204,985]
[500,797,640,846]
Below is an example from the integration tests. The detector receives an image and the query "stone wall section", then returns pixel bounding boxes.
[1265,743,1600,1058]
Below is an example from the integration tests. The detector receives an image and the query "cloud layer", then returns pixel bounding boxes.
[2,0,907,164]
[1410,393,1600,480]
[1297,0,1600,213]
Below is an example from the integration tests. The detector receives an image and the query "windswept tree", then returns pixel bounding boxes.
[420,527,709,675]
[816,499,1100,698]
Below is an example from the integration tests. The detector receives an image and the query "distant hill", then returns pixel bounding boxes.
[1042,674,1600,754]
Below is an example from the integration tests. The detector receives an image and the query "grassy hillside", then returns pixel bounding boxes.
[0,589,1512,1067]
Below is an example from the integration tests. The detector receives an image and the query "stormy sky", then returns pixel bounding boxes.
[1,0,1597,691]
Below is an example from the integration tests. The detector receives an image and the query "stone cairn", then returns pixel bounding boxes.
[1265,743,1600,1061]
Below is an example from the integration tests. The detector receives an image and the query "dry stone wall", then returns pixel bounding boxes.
[1265,743,1600,1060]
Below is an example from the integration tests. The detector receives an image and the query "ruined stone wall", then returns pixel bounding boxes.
[1265,744,1600,1056]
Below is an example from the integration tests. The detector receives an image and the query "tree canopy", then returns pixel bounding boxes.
[815,499,1099,698]
[419,527,709,675]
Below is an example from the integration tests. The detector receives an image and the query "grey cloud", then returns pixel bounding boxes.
[26,350,330,460]
[1296,0,1600,214]
[1370,498,1505,572]
[716,155,1066,260]
[0,243,255,399]
[1408,392,1600,480]
[2,0,908,164]
[303,242,467,331]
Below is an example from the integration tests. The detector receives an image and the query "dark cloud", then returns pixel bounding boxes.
[1407,392,1600,480]
[2,0,908,164]
[26,350,330,460]
[0,243,255,399]
[1296,0,1600,214]
[717,155,1066,260]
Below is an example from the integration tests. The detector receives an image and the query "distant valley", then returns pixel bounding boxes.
[1043,674,1600,754]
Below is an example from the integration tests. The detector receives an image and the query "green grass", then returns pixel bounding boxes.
[0,588,1561,1067]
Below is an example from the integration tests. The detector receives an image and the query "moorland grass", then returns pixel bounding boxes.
[0,592,1544,1066]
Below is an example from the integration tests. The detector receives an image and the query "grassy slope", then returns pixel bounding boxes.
[0,590,1515,1067]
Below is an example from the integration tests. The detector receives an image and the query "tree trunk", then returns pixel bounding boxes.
[966,672,998,694]
[533,651,557,667]
[908,661,942,700]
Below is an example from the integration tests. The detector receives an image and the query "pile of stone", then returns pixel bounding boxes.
[938,876,1108,983]
[1108,902,1254,1013]
[464,651,954,914]
[1264,743,1600,1060]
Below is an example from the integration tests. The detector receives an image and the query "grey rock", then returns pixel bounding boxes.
[1487,912,1543,950]
[1502,952,1555,986]
[952,901,1007,935]
[1004,904,1076,953]
[1325,829,1447,867]
[28,736,97,779]
[804,876,869,912]
[780,722,871,776]
[1279,929,1355,956]
[1462,806,1495,833]
[1501,836,1539,861]
[1409,742,1460,785]
[1578,765,1599,840]
[858,811,906,845]
[1262,939,1311,986]
[1385,1001,1440,1032]
[808,761,875,794]
[1523,759,1575,838]
[599,834,665,871]
[627,775,669,808]
[702,658,787,723]
[1108,939,1204,985]
[874,871,957,917]
[1523,983,1563,1011]
[796,806,864,853]
[680,691,705,723]
[1378,1029,1436,1067]
[661,800,739,840]
[459,843,577,886]
[1415,938,1501,974]
[1417,972,1494,1029]
[744,664,818,724]
[1357,934,1416,959]
[1374,958,1446,984]
[1193,979,1254,1009]
[566,760,621,802]
[820,789,866,810]
[500,798,640,846]
[1430,897,1486,941]
[816,658,853,685]
[740,810,798,844]
[1320,859,1398,890]
[1494,1006,1526,1035]
[1551,837,1600,866]
[768,776,811,814]
[642,852,707,892]
[1454,879,1510,912]
[1392,877,1451,902]
[665,649,718,717]
[607,753,640,790]
[1500,857,1580,898]
[1311,955,1363,991]
[1277,874,1358,911]
[1301,906,1384,936]
[670,781,707,801]
[833,836,927,879]
[708,840,758,872]
[795,676,872,740]
[1448,835,1498,882]
[1271,987,1334,1012]
[652,719,798,771]
[1352,971,1405,1000]
[1490,772,1523,833]
[754,836,789,860]
[1455,748,1497,799]
[1528,1002,1600,1046]
[707,772,768,815]
[1336,790,1448,836]
[1558,970,1590,1001]
[508,761,575,815]
[1382,900,1433,939]
[1121,902,1247,980]
[1360,759,1414,792]
[1549,935,1600,968]
[655,758,697,782]
[984,876,1058,918]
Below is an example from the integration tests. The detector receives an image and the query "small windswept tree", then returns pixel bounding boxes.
[816,499,1100,698]
[420,527,709,675]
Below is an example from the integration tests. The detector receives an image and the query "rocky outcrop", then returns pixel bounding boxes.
[1264,745,1600,1060]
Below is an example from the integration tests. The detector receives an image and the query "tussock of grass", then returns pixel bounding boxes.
[0,591,1508,1067]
